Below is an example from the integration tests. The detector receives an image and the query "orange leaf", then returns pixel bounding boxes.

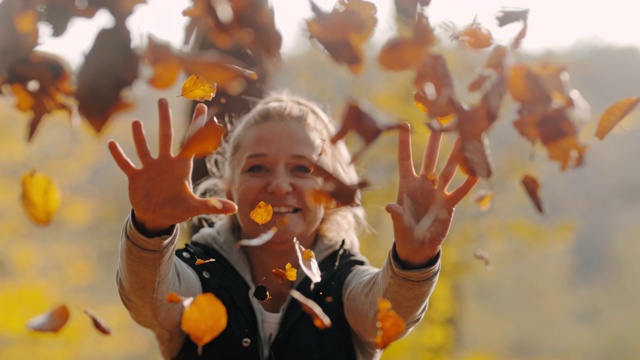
[471,189,492,211]
[144,36,183,89]
[21,171,61,225]
[181,74,216,102]
[455,21,493,49]
[181,293,227,355]
[195,257,216,266]
[595,96,640,140]
[378,13,434,72]
[179,117,226,159]
[307,164,368,208]
[413,54,460,118]
[457,107,493,178]
[375,298,406,349]
[302,249,315,261]
[84,309,112,335]
[166,292,183,303]
[272,262,297,282]
[290,289,332,330]
[521,174,544,214]
[250,201,273,225]
[181,52,258,95]
[27,304,70,333]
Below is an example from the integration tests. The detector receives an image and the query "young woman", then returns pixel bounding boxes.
[108,94,477,359]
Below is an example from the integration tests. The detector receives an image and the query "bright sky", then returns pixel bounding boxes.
[37,0,640,68]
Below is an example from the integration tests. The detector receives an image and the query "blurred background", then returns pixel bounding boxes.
[1,0,639,359]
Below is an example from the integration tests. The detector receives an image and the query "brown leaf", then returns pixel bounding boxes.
[307,0,377,74]
[496,8,529,27]
[455,21,493,49]
[331,101,403,162]
[27,304,70,333]
[76,25,138,132]
[457,107,493,178]
[378,13,434,72]
[414,53,460,118]
[595,96,640,140]
[84,309,112,335]
[394,0,431,24]
[0,2,38,76]
[181,51,257,96]
[507,64,552,107]
[144,36,183,89]
[40,1,100,37]
[179,116,226,158]
[290,289,332,330]
[521,174,543,213]
[375,298,406,349]
[307,164,368,208]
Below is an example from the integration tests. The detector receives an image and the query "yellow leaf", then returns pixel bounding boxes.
[302,249,315,261]
[181,74,216,102]
[595,96,640,140]
[21,171,61,225]
[250,201,273,225]
[181,293,227,355]
[285,263,297,281]
[471,189,492,211]
[10,84,35,111]
[375,298,406,349]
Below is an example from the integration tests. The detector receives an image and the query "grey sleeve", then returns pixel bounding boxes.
[116,214,202,359]
[343,245,441,356]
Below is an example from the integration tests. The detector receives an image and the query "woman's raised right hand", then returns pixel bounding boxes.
[107,98,237,235]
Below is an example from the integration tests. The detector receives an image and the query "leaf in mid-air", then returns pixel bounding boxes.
[181,293,227,356]
[293,238,321,284]
[84,309,112,335]
[144,36,183,89]
[454,20,493,49]
[249,201,273,225]
[272,263,297,282]
[179,116,226,158]
[27,304,70,333]
[521,174,544,214]
[181,74,216,102]
[21,171,61,225]
[595,96,639,140]
[375,298,406,349]
[290,289,332,329]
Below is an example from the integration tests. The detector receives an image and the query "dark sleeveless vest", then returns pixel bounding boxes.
[173,240,367,360]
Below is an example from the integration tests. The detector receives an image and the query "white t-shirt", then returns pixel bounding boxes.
[258,306,283,358]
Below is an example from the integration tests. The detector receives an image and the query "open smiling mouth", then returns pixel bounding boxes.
[272,206,301,214]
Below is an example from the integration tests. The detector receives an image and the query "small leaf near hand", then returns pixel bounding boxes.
[27,304,70,333]
[181,74,216,102]
[250,201,273,225]
[21,171,61,226]
[272,263,297,282]
[179,117,226,159]
[375,298,406,349]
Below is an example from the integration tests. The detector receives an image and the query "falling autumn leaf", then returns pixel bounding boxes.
[250,201,273,225]
[378,13,435,72]
[21,171,61,225]
[375,298,406,349]
[471,189,493,211]
[454,20,493,49]
[84,309,112,335]
[195,257,216,265]
[595,96,639,140]
[144,36,183,89]
[294,238,321,284]
[272,263,297,283]
[473,249,493,271]
[166,292,184,303]
[521,174,544,214]
[413,53,461,119]
[308,164,368,208]
[27,304,70,333]
[496,8,530,27]
[181,292,228,355]
[290,289,332,330]
[253,284,271,302]
[179,117,226,158]
[181,52,258,96]
[235,226,278,248]
[181,74,216,102]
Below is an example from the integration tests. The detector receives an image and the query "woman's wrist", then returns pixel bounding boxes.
[393,244,441,270]
[131,210,174,237]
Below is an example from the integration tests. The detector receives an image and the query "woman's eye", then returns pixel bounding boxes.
[247,164,267,173]
[292,165,312,174]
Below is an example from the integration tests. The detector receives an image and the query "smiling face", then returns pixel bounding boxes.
[227,120,324,248]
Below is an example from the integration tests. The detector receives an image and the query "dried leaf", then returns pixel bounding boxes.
[521,174,544,214]
[250,201,273,225]
[473,249,493,271]
[378,13,434,72]
[235,226,278,248]
[455,21,493,49]
[166,292,194,307]
[471,189,492,211]
[290,289,332,329]
[253,284,272,302]
[272,263,297,282]
[457,107,493,178]
[181,51,258,95]
[308,164,368,208]
[144,36,183,89]
[414,54,460,118]
[496,8,529,27]
[27,304,70,333]
[507,64,552,107]
[181,293,228,355]
[375,298,406,349]
[595,96,639,140]
[302,249,315,261]
[195,257,216,265]
[307,0,377,74]
[179,117,226,158]
[21,171,61,225]
[84,309,112,335]
[76,25,138,132]
[293,238,321,284]
[181,74,216,102]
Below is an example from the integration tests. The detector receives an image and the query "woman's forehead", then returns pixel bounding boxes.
[233,120,320,158]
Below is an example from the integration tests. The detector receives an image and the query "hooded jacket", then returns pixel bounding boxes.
[117,214,441,359]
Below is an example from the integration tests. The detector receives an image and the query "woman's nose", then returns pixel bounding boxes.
[267,167,293,195]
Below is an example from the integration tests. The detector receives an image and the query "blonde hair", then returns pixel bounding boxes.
[196,92,366,251]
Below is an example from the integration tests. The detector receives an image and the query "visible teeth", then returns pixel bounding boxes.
[272,206,294,213]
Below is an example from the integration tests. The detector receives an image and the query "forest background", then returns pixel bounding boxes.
[1,0,639,359]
